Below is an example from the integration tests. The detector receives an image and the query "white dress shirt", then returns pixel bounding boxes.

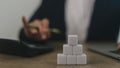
[117,27,120,43]
[65,0,95,42]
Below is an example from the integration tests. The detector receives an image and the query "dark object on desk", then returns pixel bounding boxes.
[0,39,53,57]
[88,43,120,60]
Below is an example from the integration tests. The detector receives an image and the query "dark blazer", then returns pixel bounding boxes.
[87,0,120,41]
[19,0,120,43]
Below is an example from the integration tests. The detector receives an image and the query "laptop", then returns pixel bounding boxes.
[87,42,120,60]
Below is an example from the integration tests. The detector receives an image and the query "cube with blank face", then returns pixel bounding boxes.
[57,54,67,64]
[77,54,87,64]
[67,55,77,64]
[73,44,83,55]
[63,44,73,55]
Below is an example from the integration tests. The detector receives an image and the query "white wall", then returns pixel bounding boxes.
[0,0,42,40]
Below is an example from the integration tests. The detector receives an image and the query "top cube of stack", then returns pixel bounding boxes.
[68,35,78,46]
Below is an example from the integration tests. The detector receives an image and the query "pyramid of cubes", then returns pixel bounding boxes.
[57,35,87,65]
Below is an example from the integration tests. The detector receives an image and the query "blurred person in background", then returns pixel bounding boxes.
[19,0,120,49]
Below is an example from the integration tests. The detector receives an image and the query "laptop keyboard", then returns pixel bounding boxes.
[110,50,120,55]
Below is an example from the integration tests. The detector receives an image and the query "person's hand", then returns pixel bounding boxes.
[117,43,120,50]
[22,16,49,41]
